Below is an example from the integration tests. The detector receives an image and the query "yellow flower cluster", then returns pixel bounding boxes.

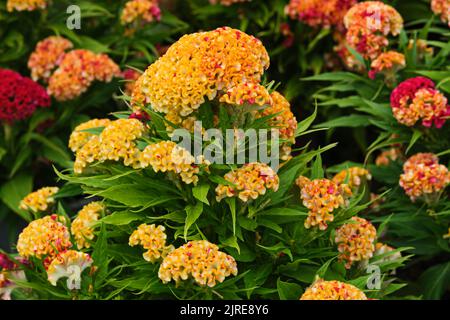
[375,147,402,166]
[219,82,272,107]
[19,187,59,213]
[140,141,205,185]
[332,167,372,189]
[129,224,174,262]
[300,279,367,300]
[120,0,161,25]
[28,36,73,82]
[369,51,405,80]
[296,176,352,230]
[285,0,357,29]
[399,153,450,201]
[73,118,145,174]
[46,250,93,288]
[71,202,105,249]
[158,240,238,287]
[68,119,111,153]
[209,0,250,6]
[215,162,279,202]
[131,27,270,120]
[6,0,47,11]
[48,49,120,101]
[17,215,72,260]
[335,216,377,269]
[431,0,450,27]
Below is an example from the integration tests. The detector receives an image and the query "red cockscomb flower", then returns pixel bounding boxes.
[0,68,50,123]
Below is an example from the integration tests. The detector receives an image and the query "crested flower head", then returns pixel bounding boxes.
[332,167,372,189]
[209,0,250,5]
[19,187,59,213]
[335,216,377,269]
[121,0,161,25]
[300,279,367,300]
[0,68,50,123]
[28,36,73,82]
[374,242,402,263]
[158,240,238,287]
[46,250,93,289]
[431,0,450,27]
[71,202,105,249]
[375,147,402,166]
[48,49,120,101]
[129,224,174,262]
[219,82,272,107]
[17,215,72,260]
[399,153,450,202]
[68,118,111,152]
[215,162,279,202]
[140,141,207,185]
[296,176,352,230]
[390,77,450,128]
[368,51,405,80]
[131,27,269,117]
[7,0,47,11]
[285,0,357,29]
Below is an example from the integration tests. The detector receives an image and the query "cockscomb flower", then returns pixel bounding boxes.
[71,202,105,250]
[209,0,250,6]
[28,36,73,82]
[48,49,120,101]
[17,215,72,260]
[129,224,174,262]
[0,68,50,123]
[219,82,272,107]
[300,279,367,300]
[68,118,111,153]
[73,136,102,174]
[332,167,372,190]
[374,242,401,263]
[368,51,405,80]
[46,250,93,290]
[431,0,450,27]
[19,187,59,213]
[131,27,269,118]
[140,141,205,185]
[216,162,279,202]
[158,240,238,287]
[390,77,450,128]
[296,176,352,230]
[120,0,161,26]
[6,0,47,11]
[335,216,377,269]
[122,69,142,96]
[375,147,402,166]
[399,153,450,202]
[285,0,357,29]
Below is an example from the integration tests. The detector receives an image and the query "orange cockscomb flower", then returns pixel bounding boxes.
[332,167,372,190]
[7,0,47,11]
[68,119,111,153]
[296,176,352,230]
[71,202,105,249]
[300,279,367,300]
[19,187,59,213]
[335,216,377,269]
[129,224,174,262]
[209,0,250,6]
[120,0,161,26]
[368,51,405,80]
[219,82,272,107]
[431,0,450,27]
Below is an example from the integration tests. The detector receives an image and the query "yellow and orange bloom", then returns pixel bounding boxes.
[399,153,450,202]
[335,216,377,269]
[71,202,105,250]
[48,49,120,101]
[296,176,352,230]
[46,250,93,289]
[431,0,450,27]
[332,167,372,190]
[209,0,250,6]
[140,141,206,185]
[17,215,72,260]
[7,0,47,11]
[19,187,59,213]
[375,148,402,166]
[28,36,73,82]
[374,242,401,263]
[68,119,111,153]
[216,162,279,202]
[219,82,272,107]
[158,240,238,287]
[120,0,161,26]
[131,27,269,118]
[300,279,367,300]
[285,0,357,29]
[129,224,174,262]
[368,51,405,81]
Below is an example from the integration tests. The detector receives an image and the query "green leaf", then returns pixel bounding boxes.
[184,202,203,240]
[419,262,450,299]
[100,211,143,226]
[315,115,371,128]
[277,278,303,300]
[310,154,323,179]
[192,184,210,205]
[296,104,317,135]
[405,129,423,154]
[0,174,32,221]
[225,197,236,235]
